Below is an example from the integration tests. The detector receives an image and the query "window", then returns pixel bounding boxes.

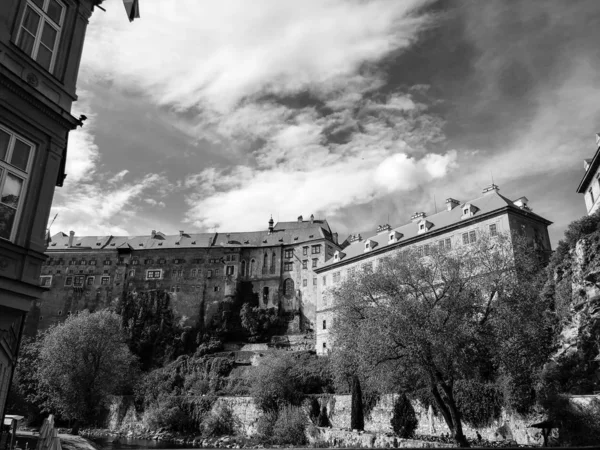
[489,224,498,236]
[89,260,97,266]
[333,272,341,283]
[312,259,317,268]
[285,249,294,258]
[270,252,276,274]
[86,276,94,286]
[322,276,327,286]
[424,244,430,256]
[103,260,112,265]
[58,310,62,316]
[68,259,75,265]
[303,279,307,287]
[226,265,234,276]
[302,260,308,269]
[40,275,51,287]
[144,259,153,265]
[469,230,476,243]
[313,277,317,286]
[250,259,256,276]
[323,320,327,330]
[263,286,269,304]
[284,278,294,297]
[418,246,424,257]
[462,233,469,245]
[73,275,84,287]
[241,260,246,277]
[213,286,220,292]
[146,269,162,280]
[80,260,86,265]
[159,258,166,264]
[263,253,268,274]
[215,268,219,276]
[16,0,65,72]
[363,261,373,272]
[191,268,197,277]
[101,276,110,285]
[419,223,425,231]
[128,270,135,277]
[322,342,327,350]
[64,276,72,286]
[445,238,451,250]
[311,245,321,254]
[284,262,293,271]
[207,269,213,278]
[590,187,595,204]
[303,247,308,256]
[132,259,139,265]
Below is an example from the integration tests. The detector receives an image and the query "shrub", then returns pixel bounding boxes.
[309,397,320,424]
[272,405,308,445]
[256,410,278,441]
[350,375,364,431]
[201,402,238,437]
[453,380,502,428]
[543,395,600,446]
[390,393,417,438]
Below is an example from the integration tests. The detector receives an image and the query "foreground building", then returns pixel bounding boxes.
[314,185,553,355]
[25,217,341,340]
[0,0,108,424]
[577,133,600,215]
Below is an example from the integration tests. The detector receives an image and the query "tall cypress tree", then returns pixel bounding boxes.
[350,375,364,431]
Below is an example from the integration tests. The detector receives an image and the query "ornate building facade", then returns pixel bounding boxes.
[25,216,342,339]
[314,185,553,355]
[0,0,105,423]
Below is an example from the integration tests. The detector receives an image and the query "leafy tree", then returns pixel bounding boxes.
[36,310,137,430]
[391,393,418,438]
[330,232,549,446]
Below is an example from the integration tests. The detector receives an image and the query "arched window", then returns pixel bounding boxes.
[284,278,294,297]
[263,286,269,305]
[241,260,246,277]
[270,252,276,274]
[263,253,268,274]
[250,259,256,276]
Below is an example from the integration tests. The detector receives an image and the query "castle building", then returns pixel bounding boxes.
[0,0,106,423]
[25,216,342,340]
[314,185,553,355]
[576,133,600,215]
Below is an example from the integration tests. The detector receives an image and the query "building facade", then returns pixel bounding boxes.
[25,217,341,338]
[577,133,600,215]
[314,185,553,355]
[0,0,104,423]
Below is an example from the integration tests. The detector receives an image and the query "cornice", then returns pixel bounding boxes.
[0,72,79,130]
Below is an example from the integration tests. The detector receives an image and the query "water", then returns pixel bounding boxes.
[89,436,193,450]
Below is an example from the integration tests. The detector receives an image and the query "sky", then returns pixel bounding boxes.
[50,0,600,247]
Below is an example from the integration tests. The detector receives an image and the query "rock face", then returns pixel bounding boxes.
[554,237,600,360]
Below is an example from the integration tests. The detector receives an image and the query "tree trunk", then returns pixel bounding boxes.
[350,375,364,431]
[71,420,80,436]
[438,381,469,447]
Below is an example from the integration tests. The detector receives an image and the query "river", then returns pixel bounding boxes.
[88,437,193,450]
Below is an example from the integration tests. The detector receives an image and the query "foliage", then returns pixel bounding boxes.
[256,410,278,441]
[542,395,600,446]
[390,393,418,438]
[350,375,364,431]
[317,405,330,427]
[271,405,308,445]
[453,381,502,428]
[562,209,600,249]
[36,310,137,425]
[250,351,333,413]
[329,232,550,446]
[201,402,239,437]
[240,303,285,342]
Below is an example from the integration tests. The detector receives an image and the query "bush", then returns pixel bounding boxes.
[350,375,364,431]
[201,402,239,437]
[256,410,278,441]
[391,393,417,438]
[272,405,308,445]
[453,380,502,428]
[543,395,600,446]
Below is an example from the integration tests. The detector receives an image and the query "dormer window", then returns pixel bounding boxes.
[333,250,346,261]
[389,231,403,243]
[364,239,377,252]
[461,204,478,219]
[417,220,433,235]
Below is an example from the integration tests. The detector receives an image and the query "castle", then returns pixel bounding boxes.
[28,185,553,352]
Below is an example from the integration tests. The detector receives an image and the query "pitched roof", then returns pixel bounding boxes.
[320,189,552,269]
[576,134,600,193]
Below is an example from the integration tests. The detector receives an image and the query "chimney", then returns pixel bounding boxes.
[310,214,314,224]
[446,198,460,211]
[411,212,426,223]
[68,230,75,247]
[377,224,392,234]
[268,216,274,234]
[151,230,156,239]
[348,234,363,243]
[298,215,303,223]
[482,184,499,194]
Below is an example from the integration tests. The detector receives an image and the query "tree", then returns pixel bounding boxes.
[36,310,137,430]
[391,393,418,438]
[350,375,364,431]
[330,233,549,447]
